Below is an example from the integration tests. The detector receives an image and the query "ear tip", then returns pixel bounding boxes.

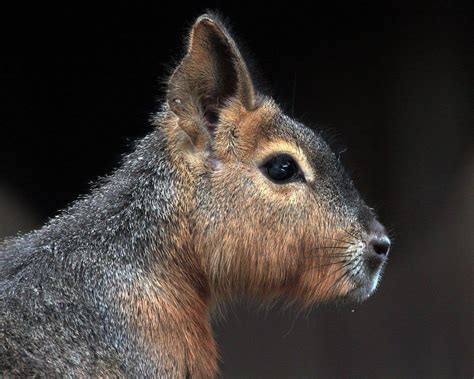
[193,13,227,34]
[196,14,216,25]
[196,10,225,24]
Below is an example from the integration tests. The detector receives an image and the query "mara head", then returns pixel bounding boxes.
[163,14,390,307]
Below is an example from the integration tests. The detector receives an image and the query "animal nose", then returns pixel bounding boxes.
[369,236,391,256]
[367,219,391,257]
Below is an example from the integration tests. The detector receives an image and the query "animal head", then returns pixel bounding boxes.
[163,14,390,306]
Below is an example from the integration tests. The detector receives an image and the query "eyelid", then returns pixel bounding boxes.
[260,153,294,166]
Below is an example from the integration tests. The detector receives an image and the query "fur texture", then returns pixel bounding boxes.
[1,14,389,377]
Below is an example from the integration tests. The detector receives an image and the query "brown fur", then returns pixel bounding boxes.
[1,14,387,378]
[120,15,373,376]
[121,278,218,378]
[124,96,360,376]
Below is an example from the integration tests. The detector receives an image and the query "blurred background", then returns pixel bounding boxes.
[1,2,472,378]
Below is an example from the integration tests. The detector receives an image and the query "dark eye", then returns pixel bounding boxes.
[261,154,302,183]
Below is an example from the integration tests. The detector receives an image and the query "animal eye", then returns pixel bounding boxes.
[261,154,302,183]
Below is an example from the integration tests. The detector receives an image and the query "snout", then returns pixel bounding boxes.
[346,219,391,301]
[364,219,390,270]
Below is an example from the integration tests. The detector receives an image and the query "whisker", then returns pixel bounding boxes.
[314,237,355,245]
[291,71,296,117]
[300,253,354,261]
[341,228,355,239]
[323,262,354,299]
[307,257,355,276]
[332,257,364,299]
[313,246,351,250]
[300,249,356,260]
[351,258,365,280]
[300,259,350,274]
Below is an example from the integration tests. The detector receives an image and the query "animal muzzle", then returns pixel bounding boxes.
[364,219,390,271]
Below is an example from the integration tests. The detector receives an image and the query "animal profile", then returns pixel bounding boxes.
[1,13,391,378]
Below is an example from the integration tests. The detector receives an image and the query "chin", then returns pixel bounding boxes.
[344,264,385,303]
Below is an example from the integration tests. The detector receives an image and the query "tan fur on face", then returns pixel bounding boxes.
[213,99,278,161]
[159,95,362,306]
[213,100,314,183]
[158,90,363,378]
[192,143,361,306]
[164,15,364,308]
[139,13,370,378]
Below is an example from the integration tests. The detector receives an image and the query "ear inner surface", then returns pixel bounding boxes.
[166,15,256,152]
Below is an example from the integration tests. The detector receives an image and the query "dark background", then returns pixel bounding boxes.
[1,2,472,378]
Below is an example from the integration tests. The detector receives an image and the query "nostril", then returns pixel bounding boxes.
[370,237,391,256]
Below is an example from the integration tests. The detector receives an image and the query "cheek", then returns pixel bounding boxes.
[196,182,308,294]
[195,171,357,300]
[294,259,354,305]
[290,222,362,305]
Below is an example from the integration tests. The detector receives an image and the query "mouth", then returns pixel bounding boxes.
[345,255,387,301]
[340,223,390,302]
[306,227,390,304]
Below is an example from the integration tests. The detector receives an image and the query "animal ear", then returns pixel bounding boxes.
[167,14,256,151]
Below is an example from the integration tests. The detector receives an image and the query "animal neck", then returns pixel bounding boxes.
[106,129,218,377]
[123,259,218,378]
[39,126,219,377]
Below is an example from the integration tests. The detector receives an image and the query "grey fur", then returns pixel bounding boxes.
[1,129,185,376]
[1,14,383,377]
